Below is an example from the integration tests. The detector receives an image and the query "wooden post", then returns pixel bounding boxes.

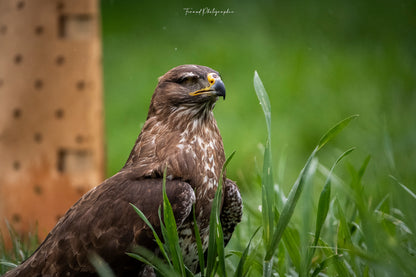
[0,0,104,240]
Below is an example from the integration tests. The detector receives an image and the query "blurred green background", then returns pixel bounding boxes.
[101,0,416,194]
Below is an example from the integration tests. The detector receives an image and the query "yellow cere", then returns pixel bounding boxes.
[207,73,218,85]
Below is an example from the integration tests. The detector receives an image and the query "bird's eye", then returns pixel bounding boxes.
[177,75,197,85]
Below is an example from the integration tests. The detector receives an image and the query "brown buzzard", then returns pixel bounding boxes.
[4,65,242,276]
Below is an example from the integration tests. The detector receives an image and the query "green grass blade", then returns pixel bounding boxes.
[205,216,217,275]
[310,254,349,277]
[261,139,275,248]
[129,203,171,265]
[89,252,116,277]
[374,210,413,235]
[213,179,226,276]
[390,175,416,200]
[5,221,24,262]
[253,71,275,251]
[206,183,221,277]
[357,155,371,182]
[161,168,186,275]
[265,146,318,261]
[215,214,226,277]
[263,259,273,277]
[230,249,263,276]
[253,71,271,138]
[282,225,301,272]
[317,115,359,150]
[223,150,236,170]
[334,198,353,248]
[192,205,205,277]
[127,248,181,277]
[129,204,158,241]
[233,227,261,277]
[306,148,355,273]
[206,151,236,277]
[312,148,355,251]
[0,261,17,269]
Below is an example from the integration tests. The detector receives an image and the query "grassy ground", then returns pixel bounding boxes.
[1,0,416,275]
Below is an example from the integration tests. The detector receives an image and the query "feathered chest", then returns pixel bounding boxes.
[176,129,224,191]
[126,117,226,195]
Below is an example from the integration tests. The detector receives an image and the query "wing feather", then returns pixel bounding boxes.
[4,173,195,277]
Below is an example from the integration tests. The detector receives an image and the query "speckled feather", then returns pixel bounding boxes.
[4,65,242,277]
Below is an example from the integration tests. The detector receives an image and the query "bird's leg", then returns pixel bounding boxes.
[220,179,243,246]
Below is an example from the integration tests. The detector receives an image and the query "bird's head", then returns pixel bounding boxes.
[148,65,226,118]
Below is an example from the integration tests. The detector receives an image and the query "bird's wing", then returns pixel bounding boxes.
[7,173,195,276]
[221,178,243,245]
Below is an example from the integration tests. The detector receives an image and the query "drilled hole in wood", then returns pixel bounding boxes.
[34,184,43,195]
[14,54,23,64]
[0,25,6,35]
[75,135,84,144]
[13,161,21,170]
[34,79,43,90]
[57,149,92,174]
[55,109,64,119]
[16,1,25,10]
[57,2,64,11]
[58,14,93,39]
[13,108,21,118]
[56,55,65,65]
[76,80,85,91]
[35,25,44,35]
[12,213,21,223]
[34,132,43,143]
[57,149,65,172]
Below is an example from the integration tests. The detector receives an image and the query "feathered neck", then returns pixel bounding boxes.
[122,103,224,181]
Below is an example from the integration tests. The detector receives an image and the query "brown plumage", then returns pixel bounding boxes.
[4,64,242,276]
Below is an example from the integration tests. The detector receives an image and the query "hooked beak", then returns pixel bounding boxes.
[189,73,226,100]
[211,78,226,99]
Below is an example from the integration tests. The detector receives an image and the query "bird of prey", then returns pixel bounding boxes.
[4,64,243,276]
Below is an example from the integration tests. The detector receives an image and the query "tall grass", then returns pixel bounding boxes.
[254,71,358,276]
[0,222,38,275]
